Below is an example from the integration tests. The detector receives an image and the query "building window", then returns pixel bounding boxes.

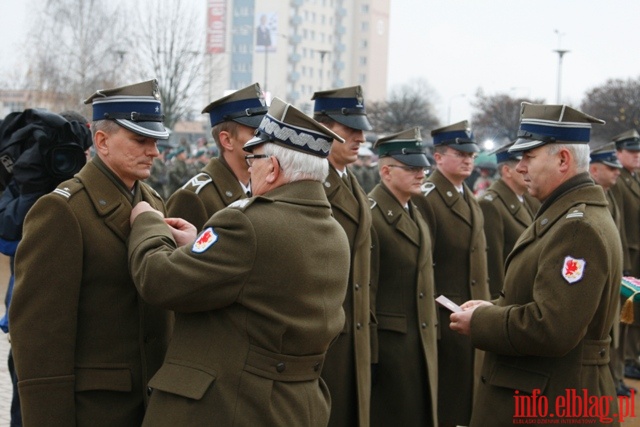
[359,74,366,83]
[361,22,369,31]
[360,56,367,65]
[362,4,369,13]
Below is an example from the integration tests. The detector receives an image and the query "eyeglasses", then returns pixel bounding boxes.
[245,154,270,167]
[387,164,428,174]
[442,151,478,160]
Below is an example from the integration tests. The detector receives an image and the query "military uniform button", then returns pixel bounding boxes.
[471,280,476,285]
[599,348,606,357]
[147,387,153,396]
[419,292,424,298]
[481,376,486,384]
[313,362,321,372]
[421,323,427,328]
[355,283,360,290]
[276,362,286,372]
[356,322,362,330]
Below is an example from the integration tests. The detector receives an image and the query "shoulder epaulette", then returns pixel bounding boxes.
[228,197,254,211]
[421,182,436,196]
[182,173,213,194]
[368,197,377,210]
[565,203,586,219]
[52,179,84,200]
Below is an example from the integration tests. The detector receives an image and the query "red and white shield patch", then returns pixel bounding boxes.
[561,256,586,284]
[192,227,218,253]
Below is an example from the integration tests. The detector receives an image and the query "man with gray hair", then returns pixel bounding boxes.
[450,103,622,426]
[126,98,351,426]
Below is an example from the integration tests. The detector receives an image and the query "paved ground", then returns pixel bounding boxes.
[0,253,640,426]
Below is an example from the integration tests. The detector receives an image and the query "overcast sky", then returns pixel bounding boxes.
[2,1,639,123]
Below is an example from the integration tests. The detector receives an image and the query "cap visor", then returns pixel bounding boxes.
[116,119,170,140]
[328,114,373,131]
[234,114,266,129]
[391,153,430,167]
[445,142,480,153]
[603,160,623,168]
[243,133,270,152]
[509,138,546,153]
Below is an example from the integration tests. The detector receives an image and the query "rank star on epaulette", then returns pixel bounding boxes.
[562,256,586,284]
[192,227,218,253]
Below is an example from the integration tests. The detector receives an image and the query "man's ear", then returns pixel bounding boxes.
[265,155,280,184]
[218,131,234,151]
[558,148,571,171]
[93,130,109,155]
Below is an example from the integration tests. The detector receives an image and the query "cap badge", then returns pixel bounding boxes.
[192,227,218,253]
[152,81,160,99]
[562,256,586,284]
[387,210,393,217]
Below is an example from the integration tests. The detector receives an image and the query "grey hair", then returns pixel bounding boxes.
[263,142,329,182]
[91,119,121,139]
[546,143,590,172]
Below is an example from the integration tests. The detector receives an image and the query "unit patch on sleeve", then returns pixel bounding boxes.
[561,256,586,284]
[192,227,218,253]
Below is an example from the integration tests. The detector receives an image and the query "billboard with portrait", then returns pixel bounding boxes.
[255,12,277,53]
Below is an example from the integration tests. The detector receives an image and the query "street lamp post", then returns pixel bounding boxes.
[316,49,330,90]
[553,30,569,104]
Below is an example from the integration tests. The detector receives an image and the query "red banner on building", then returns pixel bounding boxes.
[207,0,226,53]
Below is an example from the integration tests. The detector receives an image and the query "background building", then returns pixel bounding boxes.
[206,0,390,112]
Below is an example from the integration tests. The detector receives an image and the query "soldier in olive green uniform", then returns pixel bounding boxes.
[369,128,438,426]
[451,103,621,427]
[589,142,631,397]
[478,142,535,299]
[166,146,189,196]
[146,143,170,199]
[412,120,489,427]
[9,80,173,426]
[312,85,374,427]
[127,98,350,426]
[167,83,267,230]
[609,130,640,381]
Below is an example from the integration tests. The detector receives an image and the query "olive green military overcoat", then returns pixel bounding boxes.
[469,174,622,427]
[128,181,350,426]
[167,157,248,230]
[611,168,640,276]
[478,178,535,299]
[10,159,172,427]
[412,169,490,426]
[322,167,373,427]
[167,157,189,196]
[369,184,438,427]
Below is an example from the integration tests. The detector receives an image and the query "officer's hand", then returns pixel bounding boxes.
[459,300,492,310]
[450,309,475,336]
[131,201,163,225]
[164,217,197,247]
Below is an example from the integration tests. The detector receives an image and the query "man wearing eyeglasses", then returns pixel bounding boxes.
[311,85,374,427]
[166,83,267,231]
[368,128,438,426]
[126,98,351,425]
[412,120,490,427]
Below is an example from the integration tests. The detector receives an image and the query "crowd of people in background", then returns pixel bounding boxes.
[0,78,637,427]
